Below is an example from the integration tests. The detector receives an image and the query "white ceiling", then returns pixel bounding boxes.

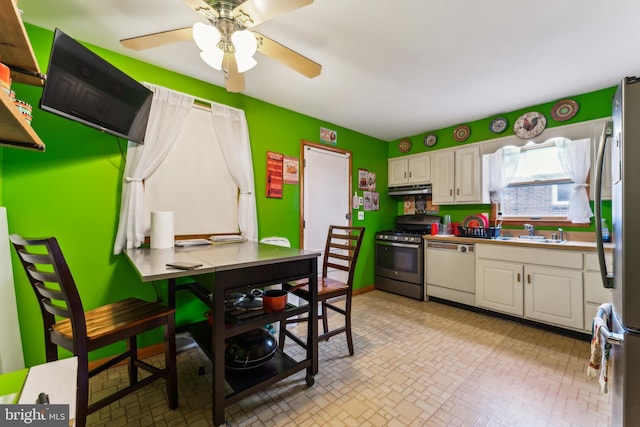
[17,0,640,141]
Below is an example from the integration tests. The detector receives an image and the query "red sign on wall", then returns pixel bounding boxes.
[266,151,283,198]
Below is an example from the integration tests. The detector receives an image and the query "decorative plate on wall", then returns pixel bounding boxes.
[550,99,579,122]
[398,138,412,153]
[489,117,508,134]
[513,111,547,139]
[424,133,438,147]
[453,125,471,142]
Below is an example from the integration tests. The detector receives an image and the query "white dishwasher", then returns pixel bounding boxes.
[425,241,476,306]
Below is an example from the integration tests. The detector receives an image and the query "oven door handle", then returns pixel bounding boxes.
[376,241,421,248]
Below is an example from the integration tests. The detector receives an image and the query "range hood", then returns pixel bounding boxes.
[388,184,432,197]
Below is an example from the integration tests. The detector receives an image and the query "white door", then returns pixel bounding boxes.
[302,144,351,280]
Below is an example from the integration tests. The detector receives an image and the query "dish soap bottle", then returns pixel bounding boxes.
[601,218,611,242]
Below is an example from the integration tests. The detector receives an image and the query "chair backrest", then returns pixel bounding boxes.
[10,235,87,358]
[322,226,365,287]
[260,236,291,248]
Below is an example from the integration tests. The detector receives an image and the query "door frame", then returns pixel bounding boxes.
[299,140,353,248]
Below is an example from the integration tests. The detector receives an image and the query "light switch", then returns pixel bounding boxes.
[358,211,364,220]
[358,197,364,205]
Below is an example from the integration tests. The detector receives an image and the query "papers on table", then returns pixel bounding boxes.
[174,236,245,246]
[174,239,212,247]
[209,234,245,243]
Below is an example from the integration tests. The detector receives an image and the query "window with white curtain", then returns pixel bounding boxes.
[502,141,573,218]
[142,105,239,236]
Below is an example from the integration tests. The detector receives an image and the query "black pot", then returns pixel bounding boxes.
[225,328,277,369]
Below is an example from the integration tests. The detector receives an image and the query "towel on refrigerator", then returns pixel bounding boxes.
[587,302,612,393]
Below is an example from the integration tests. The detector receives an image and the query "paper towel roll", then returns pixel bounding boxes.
[150,211,174,249]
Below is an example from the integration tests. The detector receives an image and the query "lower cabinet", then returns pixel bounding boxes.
[523,265,583,330]
[583,252,613,332]
[476,259,523,316]
[475,244,584,331]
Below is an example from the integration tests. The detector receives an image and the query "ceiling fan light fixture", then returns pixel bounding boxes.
[231,30,257,57]
[235,54,258,73]
[200,48,224,70]
[193,22,221,52]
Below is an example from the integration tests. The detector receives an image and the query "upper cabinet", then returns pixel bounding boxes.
[432,145,483,204]
[388,152,431,187]
[0,0,46,151]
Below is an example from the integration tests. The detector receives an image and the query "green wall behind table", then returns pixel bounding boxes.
[391,86,617,232]
[2,24,392,368]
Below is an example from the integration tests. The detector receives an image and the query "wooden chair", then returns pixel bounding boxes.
[10,235,178,427]
[279,225,365,356]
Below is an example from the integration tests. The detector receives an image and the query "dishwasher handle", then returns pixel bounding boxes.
[427,241,474,253]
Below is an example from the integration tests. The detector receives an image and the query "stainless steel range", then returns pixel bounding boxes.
[375,214,441,300]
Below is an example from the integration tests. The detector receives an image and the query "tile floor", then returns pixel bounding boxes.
[86,290,611,426]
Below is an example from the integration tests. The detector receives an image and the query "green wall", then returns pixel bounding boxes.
[390,86,617,232]
[2,25,394,367]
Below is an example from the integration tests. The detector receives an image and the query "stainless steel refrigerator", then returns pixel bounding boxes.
[595,76,640,426]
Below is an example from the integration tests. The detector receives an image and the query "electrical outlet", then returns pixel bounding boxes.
[358,211,364,220]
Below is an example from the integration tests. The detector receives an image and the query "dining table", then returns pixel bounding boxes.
[124,240,320,426]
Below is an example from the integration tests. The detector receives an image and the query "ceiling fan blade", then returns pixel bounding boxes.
[121,27,194,50]
[254,32,321,78]
[183,0,219,20]
[234,0,313,28]
[223,53,245,93]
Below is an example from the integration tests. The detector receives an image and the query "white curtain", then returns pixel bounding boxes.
[488,146,521,204]
[113,84,194,254]
[209,104,258,242]
[555,137,593,223]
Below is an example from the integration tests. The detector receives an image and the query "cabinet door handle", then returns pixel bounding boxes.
[409,171,412,178]
[449,189,453,196]
[456,188,460,196]
[527,274,531,284]
[517,273,521,282]
[404,172,407,178]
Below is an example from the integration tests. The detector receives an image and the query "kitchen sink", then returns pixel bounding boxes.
[518,236,567,244]
[519,235,546,240]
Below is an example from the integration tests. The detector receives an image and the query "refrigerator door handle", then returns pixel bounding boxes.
[598,321,624,345]
[595,121,614,289]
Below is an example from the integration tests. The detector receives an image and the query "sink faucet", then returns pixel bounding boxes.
[524,223,535,236]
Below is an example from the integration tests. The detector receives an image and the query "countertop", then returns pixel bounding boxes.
[423,234,614,252]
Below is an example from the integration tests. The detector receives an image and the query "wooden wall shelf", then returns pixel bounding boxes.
[0,89,45,151]
[0,0,44,86]
[0,0,46,151]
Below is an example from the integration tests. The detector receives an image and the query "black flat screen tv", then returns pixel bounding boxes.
[40,29,152,143]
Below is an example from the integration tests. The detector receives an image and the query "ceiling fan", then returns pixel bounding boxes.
[120,0,322,93]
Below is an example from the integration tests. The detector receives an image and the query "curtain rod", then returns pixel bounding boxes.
[141,82,244,114]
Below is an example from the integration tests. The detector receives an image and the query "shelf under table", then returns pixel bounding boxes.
[187,320,311,403]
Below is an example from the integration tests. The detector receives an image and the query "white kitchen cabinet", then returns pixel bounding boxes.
[432,145,482,204]
[476,244,584,331]
[388,153,431,186]
[476,259,524,316]
[523,265,584,330]
[583,252,613,331]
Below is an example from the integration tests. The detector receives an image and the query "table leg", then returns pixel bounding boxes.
[168,278,176,309]
[212,283,226,426]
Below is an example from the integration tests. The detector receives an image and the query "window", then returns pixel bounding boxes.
[143,106,239,236]
[501,141,573,219]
